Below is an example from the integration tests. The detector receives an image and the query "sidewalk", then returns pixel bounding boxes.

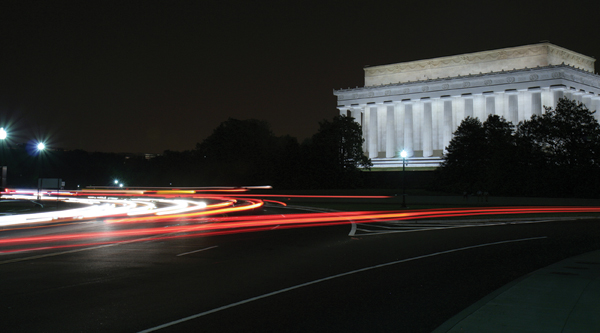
[405,195,600,207]
[433,250,600,332]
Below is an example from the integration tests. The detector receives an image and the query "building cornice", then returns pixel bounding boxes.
[334,64,600,102]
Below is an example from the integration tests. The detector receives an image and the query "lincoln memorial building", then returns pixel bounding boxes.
[334,43,600,168]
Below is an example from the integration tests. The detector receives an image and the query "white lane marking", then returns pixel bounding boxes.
[137,236,547,333]
[176,246,218,257]
[351,218,576,236]
[349,222,357,236]
[0,226,203,265]
[0,235,159,265]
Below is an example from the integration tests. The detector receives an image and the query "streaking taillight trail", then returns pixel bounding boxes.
[1,187,600,254]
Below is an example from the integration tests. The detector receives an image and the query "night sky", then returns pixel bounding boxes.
[1,0,598,154]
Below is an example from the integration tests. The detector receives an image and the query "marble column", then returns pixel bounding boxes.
[519,89,530,121]
[582,93,593,110]
[422,98,433,157]
[385,102,395,158]
[506,90,519,124]
[368,104,378,159]
[592,96,600,122]
[403,100,414,157]
[572,89,583,103]
[551,86,565,108]
[452,96,462,130]
[484,92,495,117]
[337,107,349,117]
[495,91,505,119]
[564,88,574,101]
[432,98,442,151]
[413,99,422,153]
[377,103,386,156]
[350,107,362,126]
[530,87,542,117]
[395,102,404,156]
[541,87,553,112]
[442,96,453,153]
[463,94,474,118]
[473,93,485,121]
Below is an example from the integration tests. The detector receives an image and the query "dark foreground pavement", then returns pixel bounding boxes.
[434,249,600,332]
[1,203,600,332]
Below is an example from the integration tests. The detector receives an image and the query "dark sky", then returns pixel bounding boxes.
[1,0,598,153]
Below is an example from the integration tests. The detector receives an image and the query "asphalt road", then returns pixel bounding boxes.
[1,206,600,332]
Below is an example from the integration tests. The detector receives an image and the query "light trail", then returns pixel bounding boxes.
[0,188,259,226]
[1,194,600,254]
[2,187,600,254]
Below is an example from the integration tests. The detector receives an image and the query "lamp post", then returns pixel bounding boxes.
[36,142,46,200]
[0,128,6,189]
[400,150,407,208]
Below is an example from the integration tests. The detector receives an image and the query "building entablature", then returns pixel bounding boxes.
[334,64,600,107]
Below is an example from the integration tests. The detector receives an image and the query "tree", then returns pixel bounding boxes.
[437,116,486,191]
[482,115,516,194]
[195,118,279,185]
[435,98,600,198]
[313,114,371,169]
[517,98,600,168]
[303,114,371,188]
[516,98,600,196]
[435,115,517,193]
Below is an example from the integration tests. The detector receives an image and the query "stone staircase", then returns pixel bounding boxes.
[371,156,442,168]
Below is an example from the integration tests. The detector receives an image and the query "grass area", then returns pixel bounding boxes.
[283,200,600,220]
[257,188,449,196]
[0,200,83,214]
[271,189,600,220]
[362,167,438,171]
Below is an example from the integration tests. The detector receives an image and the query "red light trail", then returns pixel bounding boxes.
[1,186,600,254]
[2,187,600,254]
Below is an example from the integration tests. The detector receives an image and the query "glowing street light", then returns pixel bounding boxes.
[36,142,47,201]
[0,128,6,188]
[400,150,407,208]
[114,179,119,185]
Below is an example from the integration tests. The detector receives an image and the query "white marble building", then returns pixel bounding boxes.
[334,43,600,168]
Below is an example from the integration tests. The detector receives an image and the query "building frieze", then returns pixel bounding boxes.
[335,65,600,102]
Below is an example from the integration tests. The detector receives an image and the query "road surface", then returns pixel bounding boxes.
[1,203,599,332]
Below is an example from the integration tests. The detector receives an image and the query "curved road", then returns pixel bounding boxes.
[1,205,599,332]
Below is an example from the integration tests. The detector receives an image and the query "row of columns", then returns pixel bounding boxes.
[340,86,600,159]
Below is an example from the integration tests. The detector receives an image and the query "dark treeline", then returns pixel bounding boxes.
[1,115,372,190]
[432,98,600,198]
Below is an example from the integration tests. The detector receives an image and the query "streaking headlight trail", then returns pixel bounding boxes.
[2,187,600,254]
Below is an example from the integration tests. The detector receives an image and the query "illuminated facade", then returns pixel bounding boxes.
[334,43,600,168]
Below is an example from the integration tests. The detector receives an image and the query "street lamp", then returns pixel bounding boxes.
[36,142,46,200]
[400,150,407,208]
[0,128,6,189]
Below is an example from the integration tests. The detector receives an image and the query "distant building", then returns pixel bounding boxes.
[334,43,600,168]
